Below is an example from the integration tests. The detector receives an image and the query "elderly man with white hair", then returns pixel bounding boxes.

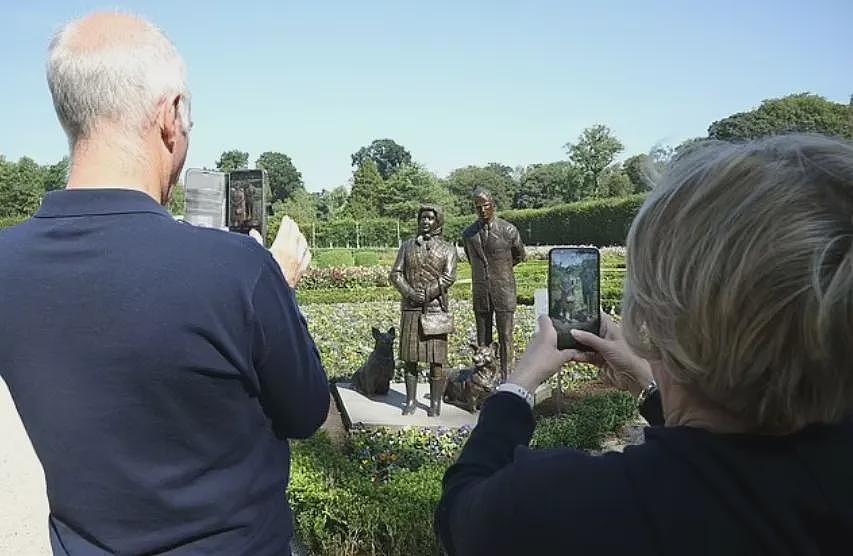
[0,12,328,555]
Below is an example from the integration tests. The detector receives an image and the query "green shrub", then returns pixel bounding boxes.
[291,390,638,555]
[353,251,380,267]
[290,433,445,556]
[313,249,355,268]
[0,215,27,230]
[531,391,637,450]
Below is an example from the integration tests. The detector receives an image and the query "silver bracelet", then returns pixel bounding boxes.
[496,383,535,408]
[637,379,658,406]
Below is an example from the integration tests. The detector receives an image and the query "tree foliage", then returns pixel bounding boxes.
[351,139,412,180]
[381,164,454,220]
[348,160,384,219]
[272,188,317,223]
[43,157,69,191]
[446,164,515,215]
[564,125,624,195]
[314,186,349,221]
[215,150,249,173]
[707,93,852,141]
[514,161,584,209]
[0,156,45,218]
[255,151,304,202]
[596,165,633,198]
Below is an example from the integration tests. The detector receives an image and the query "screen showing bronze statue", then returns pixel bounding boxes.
[227,169,264,234]
[548,247,601,350]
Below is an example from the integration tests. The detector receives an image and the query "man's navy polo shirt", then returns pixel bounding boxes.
[0,189,329,555]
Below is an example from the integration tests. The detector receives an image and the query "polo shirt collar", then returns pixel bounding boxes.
[35,188,172,219]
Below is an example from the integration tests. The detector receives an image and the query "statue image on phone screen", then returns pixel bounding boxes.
[548,247,601,350]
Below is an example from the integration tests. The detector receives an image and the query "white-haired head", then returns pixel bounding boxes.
[622,133,853,433]
[46,12,192,152]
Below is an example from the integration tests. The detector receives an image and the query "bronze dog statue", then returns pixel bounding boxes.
[444,343,501,413]
[351,327,396,396]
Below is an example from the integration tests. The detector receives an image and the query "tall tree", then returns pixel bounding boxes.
[348,160,385,219]
[167,182,185,215]
[314,186,349,221]
[43,157,70,191]
[564,125,624,196]
[273,188,317,223]
[623,145,672,193]
[255,151,304,203]
[215,150,249,173]
[446,164,515,215]
[382,164,454,220]
[351,139,412,180]
[0,156,45,218]
[596,165,633,197]
[708,93,852,140]
[514,161,584,208]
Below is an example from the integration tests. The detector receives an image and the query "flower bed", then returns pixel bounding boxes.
[290,389,636,556]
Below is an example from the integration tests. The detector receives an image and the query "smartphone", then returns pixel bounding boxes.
[548,247,601,350]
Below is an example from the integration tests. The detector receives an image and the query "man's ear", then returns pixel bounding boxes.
[160,94,182,153]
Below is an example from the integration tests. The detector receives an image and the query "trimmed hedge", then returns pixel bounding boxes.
[500,195,646,246]
[282,195,646,248]
[353,251,380,267]
[313,249,355,268]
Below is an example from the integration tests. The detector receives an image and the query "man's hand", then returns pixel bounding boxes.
[268,216,312,288]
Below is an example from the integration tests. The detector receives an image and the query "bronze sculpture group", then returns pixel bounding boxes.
[351,188,525,417]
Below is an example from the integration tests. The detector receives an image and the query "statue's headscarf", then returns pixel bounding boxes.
[418,204,444,238]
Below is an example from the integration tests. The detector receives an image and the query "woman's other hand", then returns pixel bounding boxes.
[507,315,586,393]
[570,313,654,397]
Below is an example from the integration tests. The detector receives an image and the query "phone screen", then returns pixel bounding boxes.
[227,169,265,234]
[548,247,601,350]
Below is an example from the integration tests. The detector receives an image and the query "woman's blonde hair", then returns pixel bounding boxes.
[623,134,853,431]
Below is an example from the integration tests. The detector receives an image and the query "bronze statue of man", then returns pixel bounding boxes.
[461,188,525,380]
[390,205,458,416]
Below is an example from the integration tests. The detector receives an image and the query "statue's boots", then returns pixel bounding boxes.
[402,373,418,415]
[428,376,447,417]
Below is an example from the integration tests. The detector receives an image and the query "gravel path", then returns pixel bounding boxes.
[0,383,51,555]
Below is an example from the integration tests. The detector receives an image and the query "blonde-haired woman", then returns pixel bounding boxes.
[436,134,853,555]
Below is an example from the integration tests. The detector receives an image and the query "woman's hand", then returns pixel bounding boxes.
[507,315,586,393]
[268,217,312,288]
[570,313,654,397]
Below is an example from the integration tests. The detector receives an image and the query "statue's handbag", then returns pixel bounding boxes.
[420,285,454,336]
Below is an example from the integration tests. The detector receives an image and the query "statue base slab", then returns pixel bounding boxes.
[333,382,478,430]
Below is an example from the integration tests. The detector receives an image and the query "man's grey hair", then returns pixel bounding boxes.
[46,13,191,151]
[471,187,495,204]
[622,133,853,432]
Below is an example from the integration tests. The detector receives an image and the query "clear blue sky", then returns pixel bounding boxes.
[1,0,850,191]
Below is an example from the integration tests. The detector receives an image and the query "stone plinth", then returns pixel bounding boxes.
[333,382,479,430]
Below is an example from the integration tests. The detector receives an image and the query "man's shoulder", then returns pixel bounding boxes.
[494,217,518,232]
[461,221,480,238]
[168,222,273,274]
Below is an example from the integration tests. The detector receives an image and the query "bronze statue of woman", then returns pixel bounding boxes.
[390,204,458,416]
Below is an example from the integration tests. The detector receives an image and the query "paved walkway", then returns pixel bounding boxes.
[0,383,51,555]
